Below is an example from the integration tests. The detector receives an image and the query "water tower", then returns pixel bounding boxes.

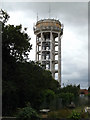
[33,19,63,85]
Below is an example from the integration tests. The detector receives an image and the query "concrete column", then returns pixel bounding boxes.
[36,36,39,62]
[37,43,39,61]
[52,36,55,78]
[50,31,53,72]
[41,32,43,64]
[50,31,55,78]
[58,32,61,86]
[35,35,37,61]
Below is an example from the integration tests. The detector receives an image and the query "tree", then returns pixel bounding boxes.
[42,89,55,108]
[2,24,32,62]
[58,92,74,106]
[0,9,10,24]
[56,84,80,106]
[3,60,59,115]
[1,9,32,62]
[57,84,80,97]
[1,10,60,116]
[1,9,32,115]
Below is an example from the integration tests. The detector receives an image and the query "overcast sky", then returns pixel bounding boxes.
[1,2,88,89]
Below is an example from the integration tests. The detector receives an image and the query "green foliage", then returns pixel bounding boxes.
[16,103,39,120]
[3,60,59,115]
[87,93,90,97]
[58,92,74,106]
[2,9,81,118]
[1,9,32,62]
[2,24,32,62]
[57,84,80,97]
[48,108,90,119]
[42,89,55,108]
[1,9,32,115]
[69,110,81,120]
[44,89,55,100]
[56,84,80,106]
[0,9,10,23]
[1,10,59,115]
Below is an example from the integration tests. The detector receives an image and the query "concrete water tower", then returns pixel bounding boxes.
[33,19,63,86]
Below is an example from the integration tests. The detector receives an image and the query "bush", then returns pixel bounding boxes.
[42,89,55,108]
[16,103,39,120]
[69,110,81,120]
[58,92,74,106]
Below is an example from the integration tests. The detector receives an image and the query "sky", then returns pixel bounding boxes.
[0,2,88,89]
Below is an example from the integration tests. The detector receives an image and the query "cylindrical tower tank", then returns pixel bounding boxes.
[33,19,63,86]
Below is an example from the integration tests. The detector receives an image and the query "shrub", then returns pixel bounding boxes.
[69,110,81,120]
[16,103,39,120]
[58,92,74,106]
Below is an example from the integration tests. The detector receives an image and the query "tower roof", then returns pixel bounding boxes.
[36,19,61,26]
[34,19,62,34]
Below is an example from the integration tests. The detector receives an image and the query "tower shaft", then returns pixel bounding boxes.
[34,19,63,86]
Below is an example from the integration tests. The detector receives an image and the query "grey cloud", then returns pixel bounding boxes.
[1,2,88,89]
[1,2,88,21]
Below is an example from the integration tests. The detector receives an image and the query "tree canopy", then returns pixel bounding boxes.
[1,9,60,116]
[2,23,32,62]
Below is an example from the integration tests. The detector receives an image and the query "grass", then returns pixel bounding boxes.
[47,106,90,119]
[48,108,72,119]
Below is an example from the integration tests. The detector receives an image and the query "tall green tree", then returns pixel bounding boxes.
[1,9,31,115]
[1,9,60,116]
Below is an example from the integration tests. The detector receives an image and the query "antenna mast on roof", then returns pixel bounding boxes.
[49,3,51,18]
[37,12,38,21]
